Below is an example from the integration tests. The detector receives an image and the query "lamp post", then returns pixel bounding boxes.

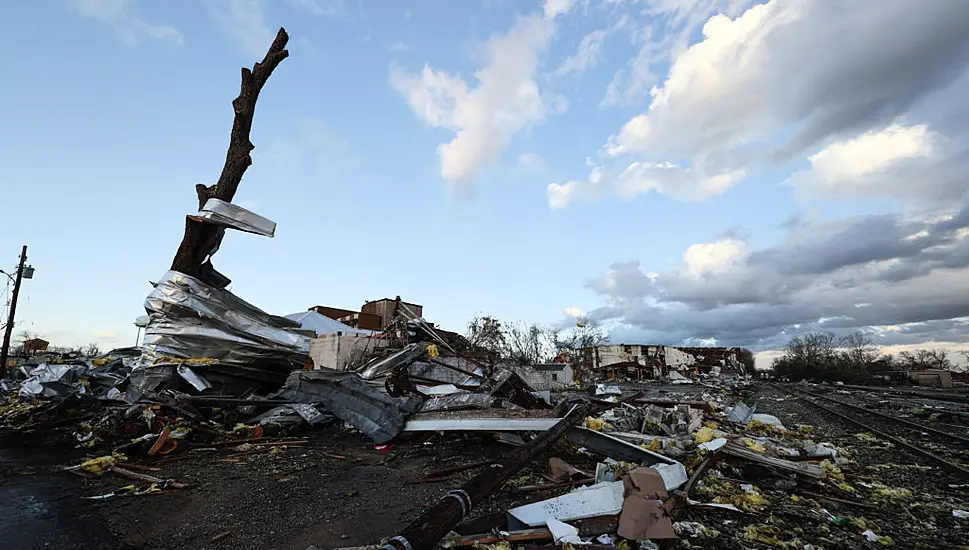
[134,315,150,347]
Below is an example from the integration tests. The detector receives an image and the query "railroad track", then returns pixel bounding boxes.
[837,383,969,405]
[772,384,969,479]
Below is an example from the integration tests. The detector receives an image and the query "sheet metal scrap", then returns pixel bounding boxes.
[131,269,311,398]
[276,369,420,444]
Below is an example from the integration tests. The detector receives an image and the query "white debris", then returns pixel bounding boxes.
[547,518,586,545]
[508,481,625,527]
[698,438,727,452]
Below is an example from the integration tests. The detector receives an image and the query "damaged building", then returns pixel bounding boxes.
[580,344,749,380]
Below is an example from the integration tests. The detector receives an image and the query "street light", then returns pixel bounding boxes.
[134,315,150,346]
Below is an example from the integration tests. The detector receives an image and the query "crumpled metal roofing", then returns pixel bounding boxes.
[138,270,311,370]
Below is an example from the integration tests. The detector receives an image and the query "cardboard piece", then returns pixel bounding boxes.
[622,467,668,500]
[617,497,675,540]
[617,467,676,540]
[549,457,591,482]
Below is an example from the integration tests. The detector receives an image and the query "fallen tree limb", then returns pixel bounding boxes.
[110,466,189,490]
[170,27,289,282]
[378,402,597,550]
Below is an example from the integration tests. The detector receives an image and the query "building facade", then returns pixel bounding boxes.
[511,363,574,391]
[580,344,746,380]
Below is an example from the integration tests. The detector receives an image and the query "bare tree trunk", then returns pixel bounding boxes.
[170,28,290,282]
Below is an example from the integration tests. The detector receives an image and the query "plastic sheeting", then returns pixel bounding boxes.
[277,370,420,444]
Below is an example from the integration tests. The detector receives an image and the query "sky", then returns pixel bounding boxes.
[2,0,969,367]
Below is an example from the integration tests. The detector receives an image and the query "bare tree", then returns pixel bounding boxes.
[503,321,554,365]
[841,331,878,372]
[465,315,506,358]
[552,317,607,353]
[924,348,951,370]
[84,343,101,357]
[898,349,951,370]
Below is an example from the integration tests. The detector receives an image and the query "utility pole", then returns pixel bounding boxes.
[0,245,28,377]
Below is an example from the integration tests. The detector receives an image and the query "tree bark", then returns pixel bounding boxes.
[169,28,290,282]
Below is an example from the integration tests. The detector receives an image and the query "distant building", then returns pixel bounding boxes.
[580,344,746,380]
[908,369,953,388]
[23,338,49,354]
[308,296,424,331]
[362,298,423,329]
[512,363,574,391]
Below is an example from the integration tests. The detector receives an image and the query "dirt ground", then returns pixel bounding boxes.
[2,382,968,550]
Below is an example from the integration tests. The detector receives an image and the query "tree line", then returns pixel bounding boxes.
[461,315,607,365]
[771,331,961,382]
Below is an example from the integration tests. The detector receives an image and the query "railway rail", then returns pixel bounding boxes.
[773,383,969,479]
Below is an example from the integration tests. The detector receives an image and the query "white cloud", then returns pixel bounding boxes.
[809,124,935,181]
[553,29,608,77]
[210,0,276,57]
[389,41,410,52]
[564,306,585,318]
[391,14,561,191]
[547,161,744,208]
[615,1,969,164]
[69,0,183,44]
[544,0,575,19]
[556,0,969,208]
[600,0,754,107]
[682,238,749,278]
[786,124,952,203]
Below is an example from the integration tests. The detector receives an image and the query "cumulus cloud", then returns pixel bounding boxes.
[601,0,754,108]
[584,201,969,350]
[786,123,969,205]
[564,306,585,318]
[613,1,969,160]
[558,0,969,207]
[391,14,562,191]
[69,0,183,44]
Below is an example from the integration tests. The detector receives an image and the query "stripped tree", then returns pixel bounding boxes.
[169,28,290,285]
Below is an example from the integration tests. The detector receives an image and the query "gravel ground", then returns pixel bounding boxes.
[749,384,969,548]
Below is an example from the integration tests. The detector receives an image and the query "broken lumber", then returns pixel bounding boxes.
[110,466,189,489]
[379,403,596,550]
[447,528,552,547]
[721,441,824,479]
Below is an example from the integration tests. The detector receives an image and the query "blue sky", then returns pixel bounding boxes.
[2,0,969,364]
